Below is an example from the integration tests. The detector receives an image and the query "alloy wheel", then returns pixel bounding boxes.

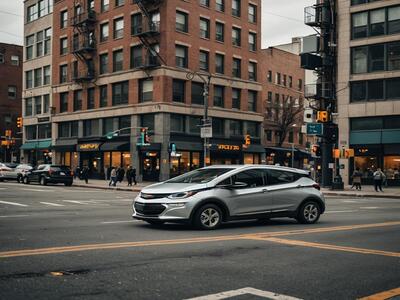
[200,208,220,228]
[303,203,319,222]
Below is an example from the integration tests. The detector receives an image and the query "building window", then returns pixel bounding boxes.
[232,27,241,46]
[113,49,123,72]
[232,88,241,109]
[188,116,201,134]
[230,120,242,136]
[100,23,109,42]
[387,77,400,99]
[248,62,256,81]
[27,4,38,22]
[61,10,68,29]
[370,9,385,36]
[248,90,257,112]
[298,79,303,91]
[34,68,42,87]
[266,130,272,141]
[26,35,34,60]
[173,79,185,103]
[44,28,51,55]
[199,50,209,71]
[267,70,272,82]
[101,0,110,12]
[200,18,210,39]
[276,72,281,84]
[112,81,129,105]
[216,22,224,42]
[175,45,188,68]
[83,119,100,137]
[26,70,33,89]
[248,4,256,23]
[199,0,209,7]
[191,82,204,105]
[388,42,400,71]
[213,85,224,107]
[99,53,108,74]
[171,114,186,133]
[247,122,259,137]
[130,45,142,68]
[369,44,384,72]
[43,94,49,113]
[141,114,154,131]
[351,77,400,102]
[25,98,33,117]
[115,0,124,7]
[283,75,287,86]
[232,0,240,17]
[43,65,51,85]
[36,31,44,57]
[248,32,256,51]
[232,58,241,78]
[114,18,124,39]
[176,11,188,33]
[352,46,368,74]
[0,53,4,64]
[35,96,42,115]
[26,126,37,140]
[139,79,153,102]
[59,64,68,83]
[389,6,400,35]
[11,55,19,66]
[288,131,294,143]
[289,76,293,88]
[87,88,95,109]
[60,37,68,55]
[212,118,224,136]
[60,92,68,113]
[100,85,108,107]
[8,86,17,99]
[131,13,142,35]
[352,12,368,39]
[73,90,82,111]
[215,53,224,74]
[216,0,224,12]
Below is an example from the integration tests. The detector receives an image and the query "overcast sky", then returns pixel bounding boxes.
[0,0,315,48]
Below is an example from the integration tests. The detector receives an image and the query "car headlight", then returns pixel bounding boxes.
[167,191,198,199]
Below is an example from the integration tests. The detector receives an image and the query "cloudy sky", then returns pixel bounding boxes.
[0,0,315,47]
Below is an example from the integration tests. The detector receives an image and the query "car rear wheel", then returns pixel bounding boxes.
[64,182,72,186]
[193,204,222,230]
[145,220,165,226]
[297,201,321,224]
[40,177,47,186]
[23,177,29,184]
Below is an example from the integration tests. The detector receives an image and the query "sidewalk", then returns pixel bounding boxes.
[322,185,400,199]
[74,179,400,198]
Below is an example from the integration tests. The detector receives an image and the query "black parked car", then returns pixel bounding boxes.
[23,164,73,186]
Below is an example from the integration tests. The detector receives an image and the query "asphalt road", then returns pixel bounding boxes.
[0,181,399,300]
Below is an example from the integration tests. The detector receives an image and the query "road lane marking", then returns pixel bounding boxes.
[0,200,28,207]
[101,220,140,224]
[62,200,89,205]
[186,287,302,300]
[21,188,54,192]
[358,287,400,300]
[0,188,7,190]
[325,210,358,214]
[360,207,380,209]
[40,202,65,207]
[342,200,358,203]
[0,215,30,218]
[250,237,400,258]
[1,221,400,258]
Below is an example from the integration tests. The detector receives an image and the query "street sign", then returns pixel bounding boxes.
[306,123,324,135]
[200,126,212,138]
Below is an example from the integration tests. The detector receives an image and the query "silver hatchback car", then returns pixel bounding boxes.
[132,165,325,230]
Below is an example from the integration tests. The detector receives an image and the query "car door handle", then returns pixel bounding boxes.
[296,185,302,188]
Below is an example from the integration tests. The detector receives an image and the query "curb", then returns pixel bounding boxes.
[323,192,400,199]
[73,183,142,192]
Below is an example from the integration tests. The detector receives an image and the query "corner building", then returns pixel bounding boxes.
[52,0,264,181]
[337,0,400,186]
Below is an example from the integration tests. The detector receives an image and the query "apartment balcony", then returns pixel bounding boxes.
[72,69,95,83]
[71,10,96,27]
[72,38,96,55]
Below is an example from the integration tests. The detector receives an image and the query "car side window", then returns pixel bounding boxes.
[232,170,265,188]
[265,170,297,185]
[37,165,46,171]
[217,177,232,186]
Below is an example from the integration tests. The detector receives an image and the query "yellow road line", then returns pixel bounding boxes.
[1,221,400,258]
[250,237,400,258]
[358,287,400,300]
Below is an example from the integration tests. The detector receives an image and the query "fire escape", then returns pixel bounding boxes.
[132,0,166,74]
[71,0,97,83]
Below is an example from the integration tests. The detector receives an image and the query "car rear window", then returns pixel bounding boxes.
[50,166,71,172]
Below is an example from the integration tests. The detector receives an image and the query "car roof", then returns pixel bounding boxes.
[204,164,309,174]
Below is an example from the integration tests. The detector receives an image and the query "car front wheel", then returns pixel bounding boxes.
[297,201,321,224]
[40,177,47,186]
[23,177,29,184]
[193,204,222,230]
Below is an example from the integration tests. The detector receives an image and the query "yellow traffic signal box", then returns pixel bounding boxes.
[317,111,329,122]
[17,117,23,128]
[244,134,251,145]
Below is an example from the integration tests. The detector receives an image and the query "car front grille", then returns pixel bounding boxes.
[140,193,170,199]
[134,202,166,216]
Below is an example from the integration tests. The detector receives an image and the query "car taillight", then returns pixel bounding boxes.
[312,183,320,190]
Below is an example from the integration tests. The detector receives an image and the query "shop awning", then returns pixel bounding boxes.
[100,141,130,151]
[20,140,52,150]
[52,139,77,151]
[174,141,203,152]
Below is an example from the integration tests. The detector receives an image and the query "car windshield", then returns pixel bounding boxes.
[166,168,231,184]
[50,166,70,172]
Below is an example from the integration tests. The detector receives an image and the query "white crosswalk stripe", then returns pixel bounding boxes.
[40,202,65,207]
[0,200,29,207]
[62,200,89,205]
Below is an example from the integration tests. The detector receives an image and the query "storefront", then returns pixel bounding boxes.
[169,141,203,178]
[350,144,400,186]
[20,140,52,165]
[138,143,161,182]
[265,146,311,169]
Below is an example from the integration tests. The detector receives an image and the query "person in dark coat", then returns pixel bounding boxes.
[81,166,89,184]
[74,166,81,180]
[132,168,137,185]
[117,167,125,183]
[126,166,133,186]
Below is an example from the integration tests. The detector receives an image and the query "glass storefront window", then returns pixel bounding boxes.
[112,151,121,167]
[244,153,253,164]
[192,152,200,169]
[355,156,378,177]
[104,152,111,169]
[180,151,190,174]
[384,156,400,179]
[122,152,131,168]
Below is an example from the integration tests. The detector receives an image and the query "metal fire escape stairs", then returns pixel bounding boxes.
[71,0,97,84]
[133,0,166,76]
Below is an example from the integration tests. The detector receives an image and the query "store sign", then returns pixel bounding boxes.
[217,144,240,151]
[78,143,100,151]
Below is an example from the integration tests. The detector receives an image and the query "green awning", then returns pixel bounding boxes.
[20,140,52,150]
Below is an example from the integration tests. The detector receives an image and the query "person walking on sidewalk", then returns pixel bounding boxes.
[373,168,385,192]
[351,167,362,191]
[132,168,137,185]
[126,166,133,186]
[109,167,117,187]
[81,166,89,184]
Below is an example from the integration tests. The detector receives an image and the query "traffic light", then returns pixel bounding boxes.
[244,134,251,145]
[317,111,329,122]
[140,128,150,145]
[17,117,23,128]
[312,144,322,157]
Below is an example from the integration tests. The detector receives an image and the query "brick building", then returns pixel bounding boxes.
[0,43,23,162]
[51,0,266,180]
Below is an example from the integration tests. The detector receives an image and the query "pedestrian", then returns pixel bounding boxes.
[74,166,81,180]
[373,168,385,192]
[351,167,362,191]
[106,166,111,181]
[132,167,137,185]
[109,167,117,187]
[81,166,89,184]
[126,166,133,186]
[117,167,125,183]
